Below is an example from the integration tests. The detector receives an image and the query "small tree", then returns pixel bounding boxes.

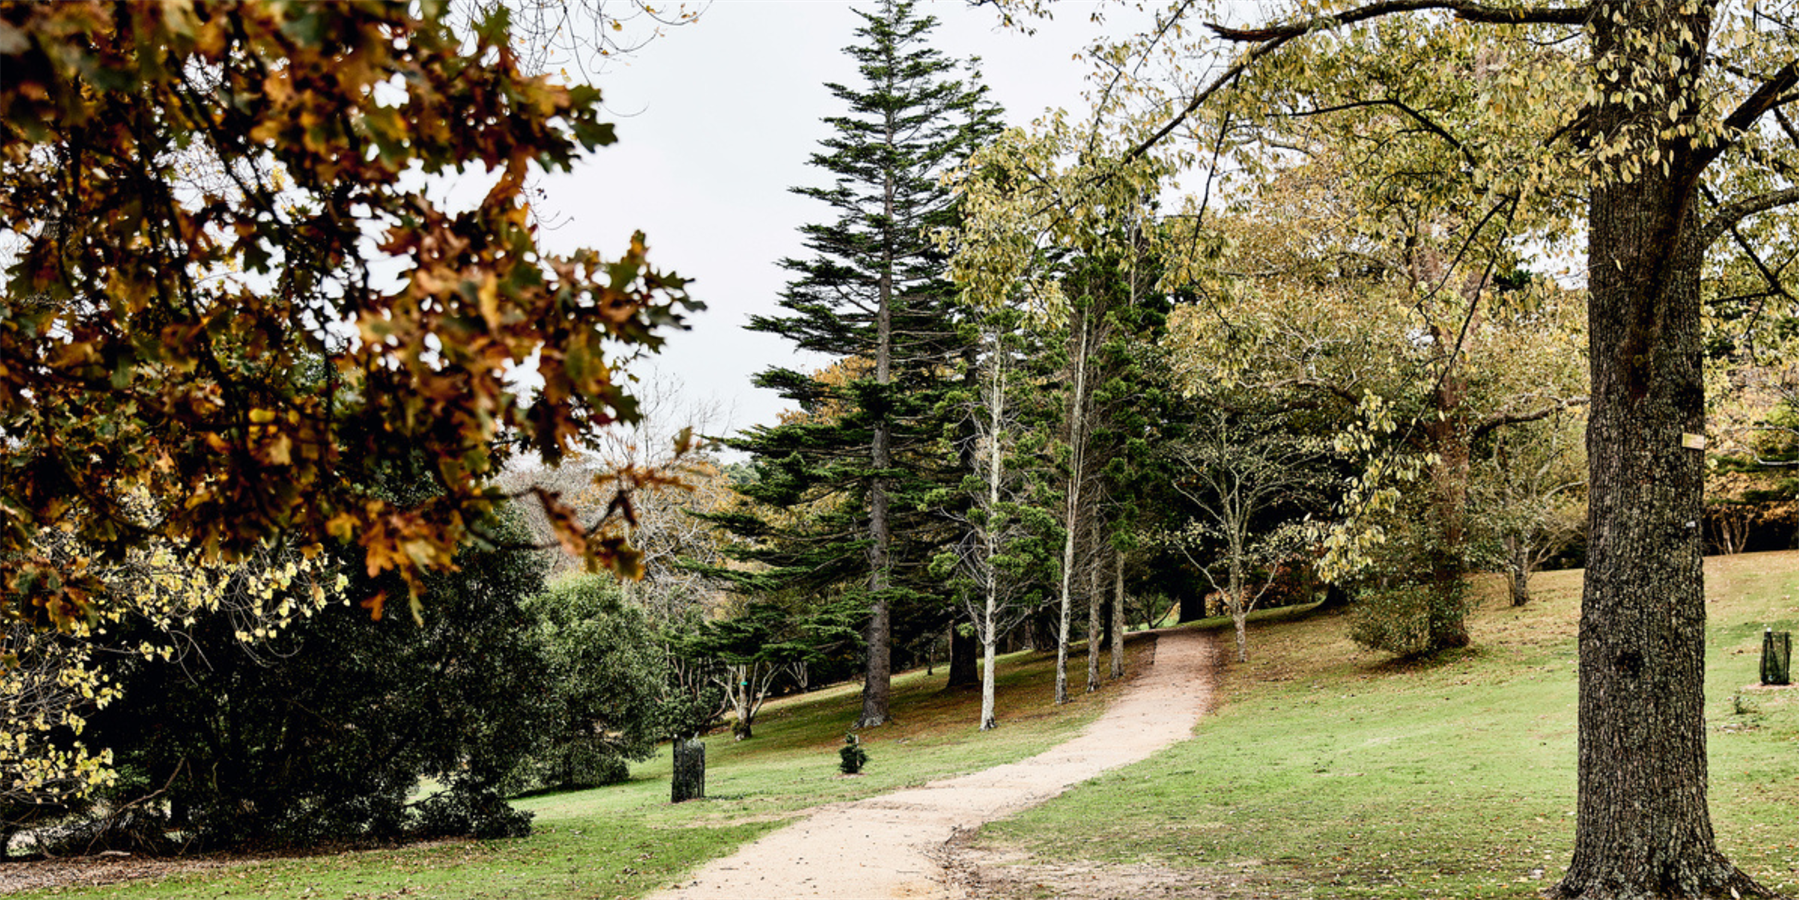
[1168,410,1328,663]
[1471,412,1588,606]
[675,602,831,741]
[942,307,1061,729]
[504,575,667,795]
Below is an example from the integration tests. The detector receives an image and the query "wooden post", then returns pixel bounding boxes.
[1762,629,1792,686]
[671,738,705,803]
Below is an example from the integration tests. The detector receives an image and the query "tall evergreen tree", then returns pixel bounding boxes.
[722,0,1002,728]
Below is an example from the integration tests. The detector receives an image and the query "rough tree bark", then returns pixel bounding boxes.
[1554,6,1771,894]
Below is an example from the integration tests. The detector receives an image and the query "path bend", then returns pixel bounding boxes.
[648,628,1217,900]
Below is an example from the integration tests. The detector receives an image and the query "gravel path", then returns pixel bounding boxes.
[648,628,1218,900]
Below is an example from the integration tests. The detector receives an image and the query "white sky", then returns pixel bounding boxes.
[530,0,1151,442]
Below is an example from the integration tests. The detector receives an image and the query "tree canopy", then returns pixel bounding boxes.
[0,0,698,626]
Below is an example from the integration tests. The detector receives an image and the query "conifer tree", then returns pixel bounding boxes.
[723,0,1002,728]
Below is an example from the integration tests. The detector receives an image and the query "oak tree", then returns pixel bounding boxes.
[0,1,698,628]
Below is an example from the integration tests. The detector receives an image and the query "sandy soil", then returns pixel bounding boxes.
[648,628,1219,900]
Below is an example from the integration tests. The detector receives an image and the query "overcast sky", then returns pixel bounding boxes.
[529,0,1152,444]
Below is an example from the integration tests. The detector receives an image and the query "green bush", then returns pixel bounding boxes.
[1349,579,1467,658]
[85,508,555,850]
[838,733,868,775]
[499,575,667,797]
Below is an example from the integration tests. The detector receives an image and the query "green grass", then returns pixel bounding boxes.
[27,558,1799,899]
[972,552,1799,898]
[22,637,1151,899]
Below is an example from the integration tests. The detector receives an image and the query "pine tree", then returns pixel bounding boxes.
[723,0,1002,729]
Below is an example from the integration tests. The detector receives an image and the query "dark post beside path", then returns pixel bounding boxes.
[672,738,706,803]
[1763,628,1792,687]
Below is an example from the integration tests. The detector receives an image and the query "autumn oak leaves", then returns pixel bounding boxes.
[0,1,697,625]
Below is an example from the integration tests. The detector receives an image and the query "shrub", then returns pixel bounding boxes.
[86,507,556,850]
[838,733,868,775]
[1349,579,1466,659]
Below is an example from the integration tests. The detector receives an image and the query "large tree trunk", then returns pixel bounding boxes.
[1554,9,1768,893]
[1178,590,1207,623]
[1422,361,1472,652]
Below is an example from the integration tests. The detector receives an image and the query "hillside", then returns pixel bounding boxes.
[959,553,1799,899]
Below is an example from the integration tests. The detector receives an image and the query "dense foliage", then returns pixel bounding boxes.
[84,514,552,849]
[0,0,697,629]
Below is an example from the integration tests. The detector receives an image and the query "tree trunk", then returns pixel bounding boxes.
[1506,535,1533,607]
[1086,519,1104,692]
[1423,363,1472,652]
[1316,581,1353,613]
[1228,553,1249,664]
[1100,547,1115,676]
[1178,590,1207,623]
[731,664,753,740]
[980,636,999,730]
[859,114,898,731]
[1763,630,1792,687]
[1554,9,1769,892]
[1056,306,1092,705]
[947,621,978,688]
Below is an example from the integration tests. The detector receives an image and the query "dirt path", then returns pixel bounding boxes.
[648,628,1218,900]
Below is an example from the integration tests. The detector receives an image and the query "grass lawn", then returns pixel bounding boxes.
[18,636,1151,899]
[971,552,1799,898]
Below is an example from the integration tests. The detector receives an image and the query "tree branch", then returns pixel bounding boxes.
[1472,395,1589,440]
[1208,1,1591,43]
[1694,60,1799,170]
[1702,186,1799,249]
[1128,1,1588,163]
[1288,98,1477,169]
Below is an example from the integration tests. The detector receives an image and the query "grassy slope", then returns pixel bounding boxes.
[24,637,1152,900]
[975,553,1799,898]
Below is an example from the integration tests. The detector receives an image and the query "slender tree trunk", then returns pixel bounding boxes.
[980,635,999,730]
[1554,8,1769,893]
[858,125,898,730]
[1110,548,1125,678]
[1056,306,1091,705]
[1228,546,1249,664]
[732,664,754,740]
[1086,517,1103,692]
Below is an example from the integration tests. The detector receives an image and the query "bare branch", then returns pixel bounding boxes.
[1473,395,1590,440]
[1208,1,1591,43]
